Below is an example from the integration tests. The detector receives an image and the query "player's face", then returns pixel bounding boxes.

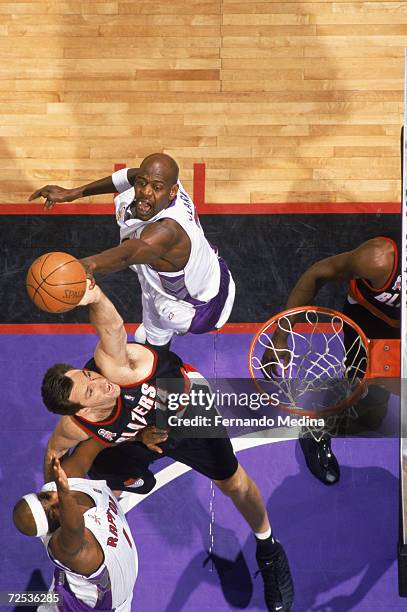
[37,491,59,533]
[66,369,121,410]
[131,163,178,220]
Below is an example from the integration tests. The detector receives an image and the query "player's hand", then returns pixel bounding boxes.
[52,457,70,494]
[28,185,80,210]
[79,258,96,289]
[261,332,291,378]
[140,426,168,454]
[78,279,101,306]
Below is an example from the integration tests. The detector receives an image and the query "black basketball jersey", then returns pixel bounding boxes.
[71,346,189,445]
[348,234,401,328]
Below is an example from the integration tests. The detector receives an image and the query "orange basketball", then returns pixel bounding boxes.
[26,252,87,313]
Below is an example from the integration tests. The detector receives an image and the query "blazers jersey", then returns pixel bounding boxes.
[71,346,189,445]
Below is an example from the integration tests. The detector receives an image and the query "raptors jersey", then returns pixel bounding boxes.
[348,235,401,328]
[114,180,222,304]
[41,478,137,611]
[71,346,188,445]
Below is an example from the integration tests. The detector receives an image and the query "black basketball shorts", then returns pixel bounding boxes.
[88,436,239,493]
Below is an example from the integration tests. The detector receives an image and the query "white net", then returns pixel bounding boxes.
[250,307,369,420]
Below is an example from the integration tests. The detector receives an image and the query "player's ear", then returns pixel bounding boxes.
[170,184,178,199]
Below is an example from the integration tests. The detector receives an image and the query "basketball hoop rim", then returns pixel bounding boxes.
[248,305,371,418]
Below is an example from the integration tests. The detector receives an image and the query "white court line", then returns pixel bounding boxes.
[119,433,295,514]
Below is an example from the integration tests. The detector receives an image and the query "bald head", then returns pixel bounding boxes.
[140,153,179,185]
[132,153,180,220]
[13,498,38,536]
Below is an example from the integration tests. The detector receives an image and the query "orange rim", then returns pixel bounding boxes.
[248,306,371,417]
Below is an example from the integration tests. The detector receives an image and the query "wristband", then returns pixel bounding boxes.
[112,168,132,193]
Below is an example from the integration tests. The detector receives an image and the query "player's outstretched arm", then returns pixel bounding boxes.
[28,167,140,209]
[263,238,391,376]
[61,437,105,478]
[285,237,393,310]
[49,458,103,572]
[77,282,129,372]
[44,417,90,482]
[80,220,179,277]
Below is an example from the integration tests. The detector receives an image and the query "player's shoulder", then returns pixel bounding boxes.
[354,236,395,258]
[57,414,89,440]
[351,236,394,278]
[142,216,183,245]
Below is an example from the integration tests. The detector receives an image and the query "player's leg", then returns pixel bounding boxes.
[297,300,368,486]
[166,437,294,611]
[214,464,268,531]
[341,300,393,432]
[296,312,342,485]
[213,259,236,330]
[136,286,175,349]
[302,300,372,484]
[189,258,236,334]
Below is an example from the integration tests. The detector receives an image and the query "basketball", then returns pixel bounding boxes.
[26,252,87,313]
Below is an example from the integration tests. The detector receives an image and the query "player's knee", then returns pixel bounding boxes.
[214,466,248,497]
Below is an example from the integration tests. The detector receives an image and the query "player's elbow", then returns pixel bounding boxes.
[45,447,63,468]
[102,316,125,335]
[46,435,71,463]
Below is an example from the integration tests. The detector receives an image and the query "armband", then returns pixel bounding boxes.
[112,168,132,193]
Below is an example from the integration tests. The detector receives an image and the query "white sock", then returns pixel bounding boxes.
[254,527,273,541]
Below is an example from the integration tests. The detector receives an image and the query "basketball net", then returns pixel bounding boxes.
[249,306,400,441]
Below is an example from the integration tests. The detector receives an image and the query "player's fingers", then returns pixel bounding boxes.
[88,275,96,289]
[147,443,163,454]
[44,199,55,210]
[153,428,168,439]
[52,457,61,473]
[153,427,168,435]
[28,190,44,201]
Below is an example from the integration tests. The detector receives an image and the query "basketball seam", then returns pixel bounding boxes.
[40,255,83,285]
[28,256,48,304]
[28,253,86,312]
[32,281,85,307]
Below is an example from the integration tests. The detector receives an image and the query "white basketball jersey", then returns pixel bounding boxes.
[114,181,221,303]
[42,478,137,610]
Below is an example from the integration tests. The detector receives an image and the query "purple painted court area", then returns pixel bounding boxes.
[0,332,403,611]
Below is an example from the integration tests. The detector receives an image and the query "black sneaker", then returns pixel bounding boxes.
[299,435,340,485]
[255,540,294,611]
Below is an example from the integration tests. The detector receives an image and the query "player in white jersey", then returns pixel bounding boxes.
[29,153,235,348]
[13,445,137,611]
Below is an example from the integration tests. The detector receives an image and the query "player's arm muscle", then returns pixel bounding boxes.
[28,168,140,207]
[84,285,128,368]
[285,251,355,308]
[286,238,394,309]
[80,221,179,275]
[49,459,103,571]
[44,417,89,481]
[61,437,105,478]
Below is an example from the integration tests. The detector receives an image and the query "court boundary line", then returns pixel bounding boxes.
[0,202,400,215]
[0,322,342,334]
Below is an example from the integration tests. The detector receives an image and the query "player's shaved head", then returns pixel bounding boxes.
[140,153,179,185]
[13,498,38,536]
